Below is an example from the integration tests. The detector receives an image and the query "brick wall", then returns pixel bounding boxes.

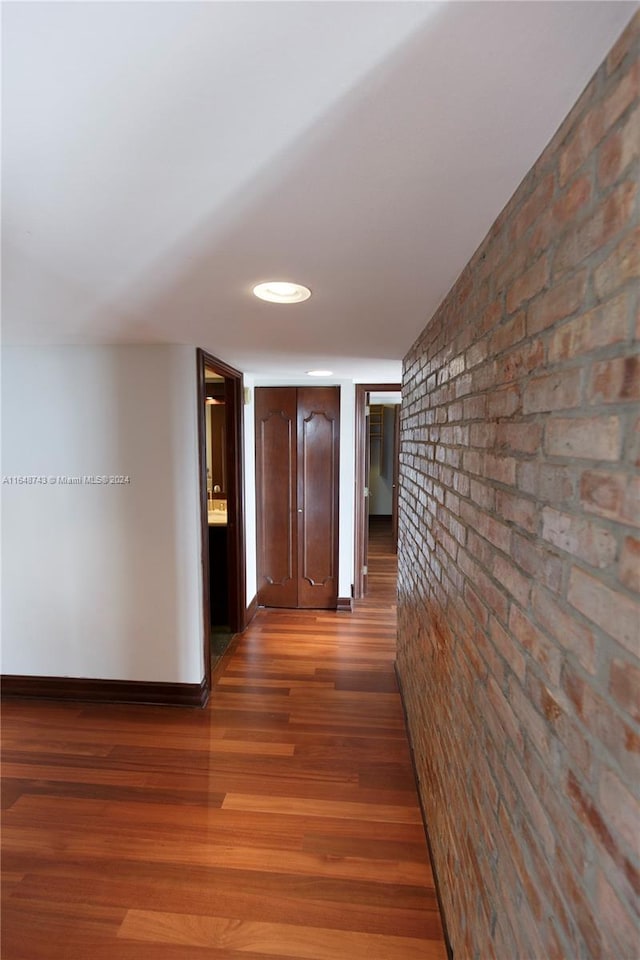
[397,15,639,960]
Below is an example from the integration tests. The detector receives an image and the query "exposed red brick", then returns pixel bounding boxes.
[559,104,605,186]
[596,871,639,960]
[495,489,537,533]
[568,566,640,655]
[625,476,640,528]
[465,339,488,369]
[509,606,562,685]
[577,680,640,786]
[463,395,486,420]
[469,422,496,448]
[552,174,592,225]
[484,453,516,486]
[489,313,526,357]
[523,369,582,414]
[609,657,640,723]
[495,421,542,455]
[492,553,530,606]
[504,746,555,854]
[487,384,520,418]
[627,416,640,468]
[464,582,489,628]
[554,180,637,276]
[554,842,605,957]
[580,469,625,520]
[606,14,640,75]
[581,470,640,527]
[619,536,640,593]
[541,506,617,569]
[506,255,549,314]
[527,269,587,335]
[532,585,597,674]
[593,225,640,300]
[487,677,523,752]
[548,293,628,362]
[510,173,555,243]
[471,361,499,394]
[561,661,586,716]
[545,416,622,461]
[526,208,555,262]
[598,104,639,188]
[396,19,640,959]
[600,767,639,850]
[518,461,574,504]
[489,615,526,682]
[567,770,618,859]
[498,338,545,384]
[589,355,640,404]
[477,299,503,337]
[602,59,640,128]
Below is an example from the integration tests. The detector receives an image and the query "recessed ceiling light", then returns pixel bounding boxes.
[253,281,311,304]
[307,369,333,377]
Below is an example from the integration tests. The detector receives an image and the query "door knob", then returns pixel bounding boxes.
[297,509,303,513]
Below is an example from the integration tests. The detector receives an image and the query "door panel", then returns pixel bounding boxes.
[363,400,370,595]
[255,386,339,609]
[297,388,339,608]
[255,388,298,607]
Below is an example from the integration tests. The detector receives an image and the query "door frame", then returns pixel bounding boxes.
[196,349,246,692]
[353,382,401,600]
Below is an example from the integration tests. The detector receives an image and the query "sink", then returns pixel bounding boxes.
[208,508,227,525]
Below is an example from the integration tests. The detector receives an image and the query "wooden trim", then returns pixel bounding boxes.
[197,349,247,690]
[336,596,353,613]
[1,675,209,708]
[354,383,401,600]
[196,350,212,692]
[244,593,258,629]
[394,663,454,960]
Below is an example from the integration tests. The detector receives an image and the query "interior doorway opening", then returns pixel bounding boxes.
[196,350,246,690]
[354,383,401,601]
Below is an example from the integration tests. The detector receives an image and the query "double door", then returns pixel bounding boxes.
[255,386,339,608]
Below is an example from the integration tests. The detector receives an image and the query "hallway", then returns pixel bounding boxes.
[1,532,448,959]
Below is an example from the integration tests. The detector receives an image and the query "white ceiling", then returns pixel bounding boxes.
[2,2,637,381]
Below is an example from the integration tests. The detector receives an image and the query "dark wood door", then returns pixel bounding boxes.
[255,386,339,609]
[255,387,298,607]
[363,400,370,595]
[297,387,340,608]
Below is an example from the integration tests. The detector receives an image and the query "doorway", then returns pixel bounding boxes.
[354,383,401,600]
[196,349,246,690]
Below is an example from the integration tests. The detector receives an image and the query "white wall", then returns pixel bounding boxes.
[1,345,204,683]
[245,378,355,600]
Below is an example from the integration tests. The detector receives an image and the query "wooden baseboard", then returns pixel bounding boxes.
[394,662,454,960]
[0,674,208,708]
[244,593,258,628]
[336,596,353,612]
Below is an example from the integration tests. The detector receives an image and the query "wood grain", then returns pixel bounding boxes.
[1,519,447,959]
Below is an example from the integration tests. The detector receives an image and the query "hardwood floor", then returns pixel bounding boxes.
[366,516,398,605]
[1,524,447,960]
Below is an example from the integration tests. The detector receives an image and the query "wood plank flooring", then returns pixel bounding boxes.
[1,518,447,959]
